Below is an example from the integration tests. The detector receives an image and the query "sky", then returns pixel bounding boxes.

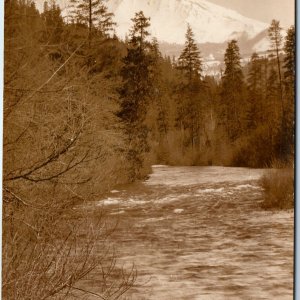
[207,0,295,28]
[34,0,295,29]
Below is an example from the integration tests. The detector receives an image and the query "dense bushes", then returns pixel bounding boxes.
[231,125,279,168]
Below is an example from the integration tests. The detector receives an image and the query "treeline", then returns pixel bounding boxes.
[3,0,295,298]
[147,22,295,168]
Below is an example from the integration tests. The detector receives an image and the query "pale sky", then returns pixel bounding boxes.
[207,0,295,28]
[35,0,295,29]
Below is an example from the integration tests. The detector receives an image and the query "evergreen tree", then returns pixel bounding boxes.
[265,67,281,156]
[149,38,169,137]
[268,20,294,160]
[268,20,284,112]
[118,11,154,180]
[284,25,295,96]
[177,24,202,82]
[40,1,64,45]
[67,0,116,70]
[175,24,203,149]
[246,53,264,130]
[129,11,151,51]
[282,25,295,158]
[119,11,152,123]
[5,0,40,37]
[150,37,161,60]
[220,40,245,141]
[69,0,115,41]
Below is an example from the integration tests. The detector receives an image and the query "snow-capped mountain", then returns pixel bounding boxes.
[106,0,268,44]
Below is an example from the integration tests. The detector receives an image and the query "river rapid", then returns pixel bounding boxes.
[82,166,294,299]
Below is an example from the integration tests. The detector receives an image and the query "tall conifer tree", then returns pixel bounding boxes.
[282,25,295,158]
[69,0,115,40]
[268,20,284,114]
[118,11,154,180]
[41,1,64,45]
[176,24,203,149]
[246,53,264,130]
[284,25,295,96]
[221,39,245,141]
[177,24,202,82]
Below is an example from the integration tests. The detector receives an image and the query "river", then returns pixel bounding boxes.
[80,166,294,299]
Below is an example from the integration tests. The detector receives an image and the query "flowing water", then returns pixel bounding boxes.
[82,166,294,299]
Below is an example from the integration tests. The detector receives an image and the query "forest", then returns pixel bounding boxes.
[3,0,295,298]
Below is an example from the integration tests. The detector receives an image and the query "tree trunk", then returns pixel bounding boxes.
[88,0,92,48]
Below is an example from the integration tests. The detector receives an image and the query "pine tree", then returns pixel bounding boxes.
[175,25,203,149]
[268,20,294,160]
[246,53,264,130]
[265,67,281,156]
[69,0,115,41]
[282,25,295,158]
[284,25,295,96]
[221,39,245,141]
[177,24,202,82]
[41,1,64,45]
[5,0,40,37]
[129,11,151,51]
[67,0,116,69]
[149,38,168,137]
[268,20,284,113]
[119,11,152,124]
[118,11,154,180]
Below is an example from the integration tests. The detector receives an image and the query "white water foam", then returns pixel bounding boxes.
[128,198,148,205]
[110,210,125,215]
[197,188,225,193]
[97,198,120,206]
[154,194,190,204]
[234,184,262,190]
[146,166,265,187]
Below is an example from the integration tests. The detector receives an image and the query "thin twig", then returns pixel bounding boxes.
[68,285,108,300]
[16,41,86,108]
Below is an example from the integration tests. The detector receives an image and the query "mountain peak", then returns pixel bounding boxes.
[107,0,268,44]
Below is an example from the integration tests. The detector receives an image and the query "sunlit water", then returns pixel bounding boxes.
[82,166,294,299]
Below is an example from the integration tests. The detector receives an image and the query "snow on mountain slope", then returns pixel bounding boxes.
[106,0,268,44]
[252,29,287,53]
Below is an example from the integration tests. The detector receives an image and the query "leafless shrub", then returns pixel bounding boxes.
[3,23,135,298]
[2,189,136,299]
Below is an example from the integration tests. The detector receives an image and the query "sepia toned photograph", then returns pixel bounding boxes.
[2,0,295,299]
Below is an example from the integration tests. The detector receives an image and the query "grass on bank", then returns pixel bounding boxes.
[260,161,294,210]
